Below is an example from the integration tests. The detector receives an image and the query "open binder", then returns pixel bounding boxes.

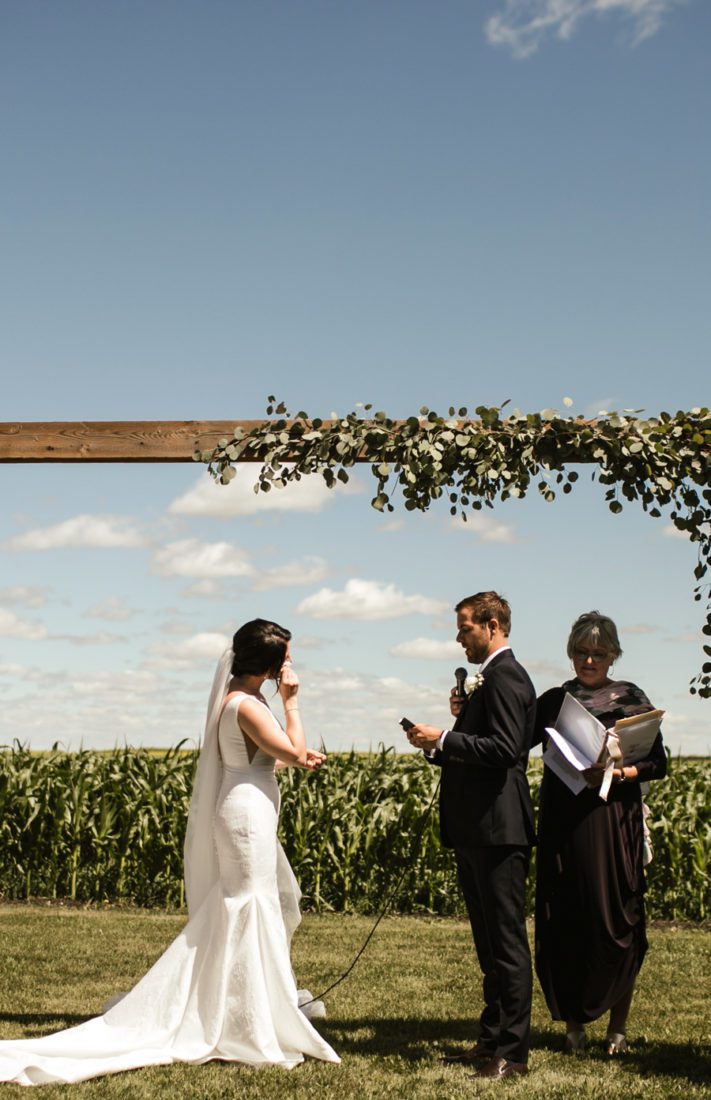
[543,692,663,799]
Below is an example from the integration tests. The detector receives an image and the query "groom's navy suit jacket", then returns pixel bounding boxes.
[430,649,536,850]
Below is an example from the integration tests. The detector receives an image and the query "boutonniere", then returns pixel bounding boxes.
[464,672,485,696]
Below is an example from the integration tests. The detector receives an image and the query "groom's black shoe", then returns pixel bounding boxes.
[469,1056,528,1079]
[441,1042,496,1065]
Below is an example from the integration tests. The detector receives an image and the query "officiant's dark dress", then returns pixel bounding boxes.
[533,679,666,1024]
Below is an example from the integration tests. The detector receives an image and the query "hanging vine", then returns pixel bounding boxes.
[194,399,711,697]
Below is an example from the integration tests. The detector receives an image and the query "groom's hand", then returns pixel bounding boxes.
[407,723,443,751]
[449,688,464,718]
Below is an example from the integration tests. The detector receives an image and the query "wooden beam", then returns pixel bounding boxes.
[4,416,691,466]
[0,421,311,463]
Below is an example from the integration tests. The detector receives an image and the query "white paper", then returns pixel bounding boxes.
[542,691,608,795]
[542,741,587,795]
[553,692,607,764]
[546,727,595,772]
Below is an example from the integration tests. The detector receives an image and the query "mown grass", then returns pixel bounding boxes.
[0,908,708,1098]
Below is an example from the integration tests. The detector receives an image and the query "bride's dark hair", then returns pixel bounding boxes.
[230,619,292,679]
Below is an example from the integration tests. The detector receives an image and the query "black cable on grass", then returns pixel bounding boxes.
[300,777,441,1008]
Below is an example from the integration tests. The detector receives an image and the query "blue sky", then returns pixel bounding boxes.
[1,0,708,754]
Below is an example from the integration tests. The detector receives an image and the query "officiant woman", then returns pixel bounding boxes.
[533,611,666,1056]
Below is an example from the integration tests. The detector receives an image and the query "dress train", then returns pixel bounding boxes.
[0,694,339,1086]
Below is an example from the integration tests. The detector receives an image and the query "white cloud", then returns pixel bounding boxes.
[663,522,711,541]
[449,513,516,544]
[66,668,164,700]
[158,618,199,636]
[0,586,49,608]
[292,634,331,651]
[182,579,225,599]
[485,1,685,59]
[253,556,328,591]
[296,665,450,750]
[522,658,570,686]
[391,637,461,660]
[85,597,136,621]
[621,623,659,635]
[299,667,366,695]
[655,710,711,754]
[152,539,254,579]
[0,680,208,751]
[0,660,28,677]
[0,608,47,640]
[296,578,448,621]
[663,524,687,539]
[373,675,444,701]
[147,631,230,669]
[4,514,147,550]
[0,656,454,753]
[169,466,358,518]
[50,632,126,647]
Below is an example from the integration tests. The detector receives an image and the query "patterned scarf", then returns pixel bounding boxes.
[562,677,653,723]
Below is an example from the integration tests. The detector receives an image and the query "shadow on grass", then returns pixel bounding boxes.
[322,1018,711,1082]
[606,1041,711,1085]
[320,1017,555,1061]
[0,1012,91,1029]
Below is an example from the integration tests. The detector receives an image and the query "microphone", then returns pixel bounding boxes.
[454,667,467,702]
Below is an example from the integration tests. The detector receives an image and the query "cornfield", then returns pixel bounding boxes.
[0,743,193,908]
[0,743,708,920]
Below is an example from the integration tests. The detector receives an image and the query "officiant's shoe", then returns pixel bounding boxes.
[441,1042,496,1065]
[564,1028,587,1053]
[470,1056,528,1080]
[604,1032,628,1057]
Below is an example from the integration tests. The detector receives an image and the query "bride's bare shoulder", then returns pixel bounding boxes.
[222,692,269,725]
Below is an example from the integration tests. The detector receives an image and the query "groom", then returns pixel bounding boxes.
[407,591,536,1080]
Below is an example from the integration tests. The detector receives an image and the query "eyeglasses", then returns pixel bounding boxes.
[573,649,611,664]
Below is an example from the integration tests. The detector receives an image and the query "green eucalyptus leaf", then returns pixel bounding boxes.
[197,397,710,689]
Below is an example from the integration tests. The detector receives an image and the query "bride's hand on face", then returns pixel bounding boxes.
[278,660,299,705]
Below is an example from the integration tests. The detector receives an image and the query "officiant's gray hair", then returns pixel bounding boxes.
[566,611,622,660]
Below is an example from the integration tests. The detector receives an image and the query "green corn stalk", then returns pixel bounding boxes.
[0,744,707,919]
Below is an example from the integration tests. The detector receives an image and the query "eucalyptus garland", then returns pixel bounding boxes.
[195,399,711,697]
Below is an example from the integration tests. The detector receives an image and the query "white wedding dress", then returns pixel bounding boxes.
[0,674,339,1086]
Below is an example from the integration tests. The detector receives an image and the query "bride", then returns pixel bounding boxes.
[0,618,340,1085]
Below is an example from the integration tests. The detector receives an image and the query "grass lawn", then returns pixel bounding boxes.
[0,907,708,1098]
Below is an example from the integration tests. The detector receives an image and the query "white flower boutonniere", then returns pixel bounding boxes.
[464,672,485,696]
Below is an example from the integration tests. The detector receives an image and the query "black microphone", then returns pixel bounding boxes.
[454,666,467,701]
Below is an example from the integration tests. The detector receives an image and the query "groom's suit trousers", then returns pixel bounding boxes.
[455,844,532,1064]
[431,649,536,1066]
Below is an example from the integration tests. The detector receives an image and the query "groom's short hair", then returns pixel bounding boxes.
[455,591,511,636]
